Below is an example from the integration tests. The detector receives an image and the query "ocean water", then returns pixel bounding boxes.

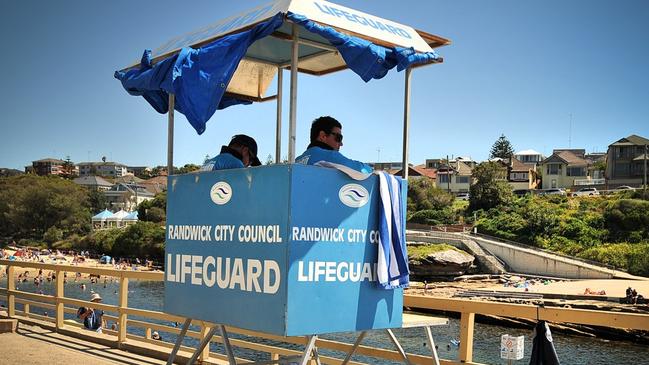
[1,277,648,365]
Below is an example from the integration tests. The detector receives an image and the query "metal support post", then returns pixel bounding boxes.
[401,67,412,179]
[118,277,129,345]
[386,329,413,365]
[459,312,475,363]
[187,326,219,365]
[288,23,299,163]
[341,331,367,365]
[167,93,175,176]
[166,318,192,365]
[220,325,237,365]
[424,326,441,365]
[276,67,283,164]
[298,335,319,365]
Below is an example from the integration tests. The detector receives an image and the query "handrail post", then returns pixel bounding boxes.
[118,276,129,345]
[7,265,15,317]
[24,303,30,317]
[199,322,211,362]
[459,312,475,363]
[55,270,64,330]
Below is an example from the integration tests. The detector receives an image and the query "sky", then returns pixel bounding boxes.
[0,0,648,170]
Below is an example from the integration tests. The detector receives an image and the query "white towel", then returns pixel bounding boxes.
[376,172,409,289]
[313,162,409,289]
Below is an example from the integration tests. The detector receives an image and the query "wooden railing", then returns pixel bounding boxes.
[1,259,649,365]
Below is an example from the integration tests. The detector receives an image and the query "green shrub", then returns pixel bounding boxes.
[604,199,649,242]
[577,243,649,276]
[408,208,456,226]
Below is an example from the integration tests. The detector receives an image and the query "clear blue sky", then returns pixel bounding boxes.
[1,0,648,170]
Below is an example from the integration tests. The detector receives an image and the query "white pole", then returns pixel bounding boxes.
[167,94,175,176]
[401,68,412,179]
[276,67,283,164]
[288,23,299,163]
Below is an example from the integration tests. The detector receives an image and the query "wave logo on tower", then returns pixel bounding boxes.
[338,184,369,208]
[210,182,232,205]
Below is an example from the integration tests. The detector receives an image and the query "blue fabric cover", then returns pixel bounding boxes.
[287,12,440,82]
[114,13,284,135]
[115,11,441,134]
[295,146,372,173]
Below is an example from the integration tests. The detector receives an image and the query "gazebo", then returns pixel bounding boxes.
[91,209,114,230]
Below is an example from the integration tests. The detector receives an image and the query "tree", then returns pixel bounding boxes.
[407,178,454,211]
[489,134,515,160]
[61,156,75,179]
[0,175,92,240]
[138,191,167,224]
[177,164,201,174]
[469,162,513,212]
[88,188,108,213]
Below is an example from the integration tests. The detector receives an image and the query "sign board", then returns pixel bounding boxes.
[164,164,404,336]
[500,334,525,360]
[147,0,434,63]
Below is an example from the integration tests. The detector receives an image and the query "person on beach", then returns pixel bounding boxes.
[296,116,372,173]
[77,293,105,333]
[201,134,262,171]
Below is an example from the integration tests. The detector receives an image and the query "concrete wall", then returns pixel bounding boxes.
[471,236,635,279]
[407,231,639,280]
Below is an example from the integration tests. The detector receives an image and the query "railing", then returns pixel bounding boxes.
[2,259,649,365]
[573,178,605,186]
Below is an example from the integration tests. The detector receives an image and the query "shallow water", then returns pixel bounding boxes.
[1,277,648,365]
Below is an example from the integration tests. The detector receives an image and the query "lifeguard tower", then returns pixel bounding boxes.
[115,1,450,364]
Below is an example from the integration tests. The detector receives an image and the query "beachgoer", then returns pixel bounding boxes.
[77,293,105,333]
[296,116,372,173]
[201,134,262,171]
[152,331,162,341]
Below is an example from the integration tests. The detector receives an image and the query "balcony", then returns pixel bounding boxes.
[574,178,605,186]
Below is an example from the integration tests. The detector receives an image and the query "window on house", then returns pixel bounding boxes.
[567,167,585,176]
[615,163,630,177]
[456,176,470,184]
[439,174,449,183]
[546,164,561,175]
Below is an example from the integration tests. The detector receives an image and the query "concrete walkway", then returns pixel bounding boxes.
[0,322,168,365]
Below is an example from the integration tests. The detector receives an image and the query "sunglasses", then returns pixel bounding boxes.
[329,132,343,143]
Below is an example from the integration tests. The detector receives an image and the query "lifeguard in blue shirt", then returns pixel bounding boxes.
[201,134,262,171]
[296,116,372,173]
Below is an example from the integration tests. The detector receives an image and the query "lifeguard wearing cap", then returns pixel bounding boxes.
[201,134,262,171]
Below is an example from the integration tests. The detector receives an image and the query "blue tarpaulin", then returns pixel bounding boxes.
[286,12,440,82]
[115,11,440,135]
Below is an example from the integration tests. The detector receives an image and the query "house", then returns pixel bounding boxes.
[392,164,437,183]
[73,175,113,191]
[78,161,129,177]
[540,150,591,189]
[140,175,168,195]
[605,134,649,188]
[127,166,153,178]
[0,168,24,177]
[27,158,78,176]
[508,157,540,190]
[104,183,154,211]
[513,149,545,167]
[368,161,403,171]
[436,160,473,193]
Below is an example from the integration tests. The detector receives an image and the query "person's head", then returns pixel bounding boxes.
[228,134,261,167]
[90,293,102,303]
[310,116,343,151]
